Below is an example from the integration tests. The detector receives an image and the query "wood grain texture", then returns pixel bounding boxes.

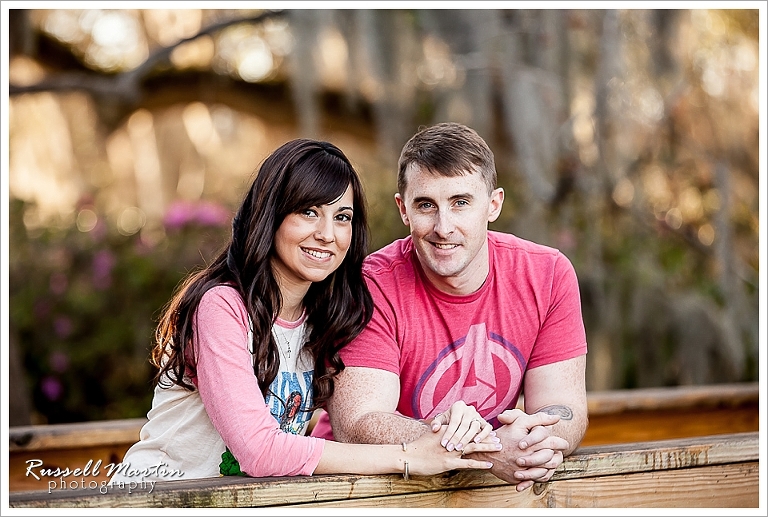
[9,417,148,451]
[7,383,760,494]
[585,382,759,414]
[289,463,759,508]
[581,405,758,446]
[9,432,759,508]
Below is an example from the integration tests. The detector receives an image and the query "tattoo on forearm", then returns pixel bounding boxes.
[537,405,573,420]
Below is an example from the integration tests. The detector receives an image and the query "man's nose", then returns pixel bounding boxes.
[433,211,454,237]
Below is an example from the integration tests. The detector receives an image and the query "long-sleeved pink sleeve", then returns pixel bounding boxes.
[192,285,324,477]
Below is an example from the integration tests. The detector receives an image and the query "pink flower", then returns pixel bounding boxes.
[194,201,231,227]
[163,200,231,230]
[163,201,196,229]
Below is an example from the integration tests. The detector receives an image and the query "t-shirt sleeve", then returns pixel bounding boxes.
[526,252,588,369]
[193,287,324,476]
[338,274,401,374]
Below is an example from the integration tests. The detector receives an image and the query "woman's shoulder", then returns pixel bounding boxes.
[199,284,247,313]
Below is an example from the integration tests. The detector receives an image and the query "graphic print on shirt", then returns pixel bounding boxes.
[267,370,314,434]
[411,323,525,421]
[281,390,303,430]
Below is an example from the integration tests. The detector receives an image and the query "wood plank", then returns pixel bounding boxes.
[8,417,147,451]
[7,383,760,493]
[292,463,759,508]
[581,405,758,446]
[9,432,758,508]
[561,432,759,479]
[536,462,759,508]
[8,404,757,491]
[8,419,146,492]
[585,382,759,415]
[9,383,756,452]
[9,445,131,492]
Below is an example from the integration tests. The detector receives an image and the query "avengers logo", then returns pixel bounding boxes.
[411,323,525,420]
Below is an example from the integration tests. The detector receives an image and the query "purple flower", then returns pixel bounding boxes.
[89,219,107,242]
[49,272,68,295]
[34,300,52,319]
[53,316,74,339]
[49,351,70,373]
[92,250,115,290]
[41,376,63,401]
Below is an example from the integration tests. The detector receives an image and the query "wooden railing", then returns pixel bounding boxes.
[9,432,759,508]
[579,382,759,446]
[8,382,760,507]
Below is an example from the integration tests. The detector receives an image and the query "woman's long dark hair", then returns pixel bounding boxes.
[151,139,373,410]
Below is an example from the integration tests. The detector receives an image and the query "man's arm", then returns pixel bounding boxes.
[522,354,588,457]
[467,355,587,490]
[327,366,429,444]
[330,365,566,490]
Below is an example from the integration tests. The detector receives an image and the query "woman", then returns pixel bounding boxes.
[111,139,499,484]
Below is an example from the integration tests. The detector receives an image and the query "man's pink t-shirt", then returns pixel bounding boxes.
[312,231,587,438]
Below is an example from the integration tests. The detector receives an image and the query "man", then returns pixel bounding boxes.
[313,122,588,490]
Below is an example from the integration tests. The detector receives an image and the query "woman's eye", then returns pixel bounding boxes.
[301,209,318,217]
[336,213,352,222]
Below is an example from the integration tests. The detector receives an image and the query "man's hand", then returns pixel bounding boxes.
[469,409,569,491]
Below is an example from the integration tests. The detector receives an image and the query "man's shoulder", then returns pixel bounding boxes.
[489,231,578,281]
[489,230,561,258]
[363,236,414,276]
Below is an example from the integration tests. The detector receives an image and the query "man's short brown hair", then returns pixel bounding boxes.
[397,122,497,195]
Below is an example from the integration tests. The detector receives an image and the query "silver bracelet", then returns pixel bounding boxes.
[402,442,410,480]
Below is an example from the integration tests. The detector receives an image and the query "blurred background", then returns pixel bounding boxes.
[5,7,761,426]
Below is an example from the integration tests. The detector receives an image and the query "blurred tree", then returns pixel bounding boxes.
[6,7,760,423]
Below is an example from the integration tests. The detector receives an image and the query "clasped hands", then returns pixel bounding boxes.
[430,404,568,491]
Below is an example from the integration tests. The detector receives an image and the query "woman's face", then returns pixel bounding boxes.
[272,184,355,289]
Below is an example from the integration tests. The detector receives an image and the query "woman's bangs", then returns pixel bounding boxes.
[286,154,354,212]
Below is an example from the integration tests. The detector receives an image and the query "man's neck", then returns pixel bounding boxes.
[420,241,490,296]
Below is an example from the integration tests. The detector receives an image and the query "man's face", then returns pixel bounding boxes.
[395,163,504,295]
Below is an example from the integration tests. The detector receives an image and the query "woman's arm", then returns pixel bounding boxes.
[314,427,496,476]
[195,287,323,477]
[195,286,500,478]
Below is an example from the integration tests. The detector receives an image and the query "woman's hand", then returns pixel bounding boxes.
[402,427,500,477]
[429,401,496,453]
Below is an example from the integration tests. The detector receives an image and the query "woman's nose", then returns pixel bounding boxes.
[314,217,335,242]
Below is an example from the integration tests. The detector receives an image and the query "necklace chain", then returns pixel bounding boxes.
[273,325,294,360]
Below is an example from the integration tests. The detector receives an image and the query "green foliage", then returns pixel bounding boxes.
[9,198,230,424]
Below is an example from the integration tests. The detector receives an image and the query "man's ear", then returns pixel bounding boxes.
[488,188,504,223]
[395,193,409,226]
